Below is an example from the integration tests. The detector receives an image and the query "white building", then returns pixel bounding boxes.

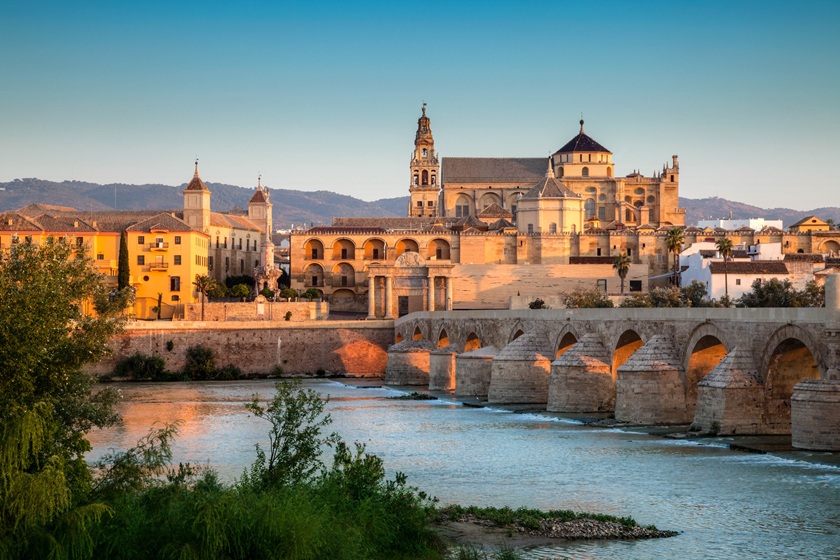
[680,242,792,300]
[696,218,784,231]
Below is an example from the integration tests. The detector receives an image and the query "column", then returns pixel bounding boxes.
[427,273,435,312]
[445,276,453,311]
[384,276,395,319]
[367,275,376,319]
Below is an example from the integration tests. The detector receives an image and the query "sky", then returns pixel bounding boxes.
[1,0,838,210]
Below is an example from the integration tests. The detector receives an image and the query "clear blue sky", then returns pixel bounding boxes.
[1,0,838,210]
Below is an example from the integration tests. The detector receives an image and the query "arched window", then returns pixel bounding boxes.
[582,167,590,177]
[549,223,557,234]
[422,170,429,185]
[585,198,596,219]
[422,148,428,157]
[607,167,613,178]
[558,167,564,177]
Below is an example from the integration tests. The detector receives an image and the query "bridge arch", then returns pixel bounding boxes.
[554,325,580,358]
[612,328,644,376]
[683,322,730,411]
[761,325,823,432]
[509,322,526,343]
[395,332,404,344]
[413,326,424,341]
[464,331,482,352]
[437,328,450,348]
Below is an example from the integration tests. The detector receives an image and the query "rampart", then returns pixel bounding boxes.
[88,320,393,377]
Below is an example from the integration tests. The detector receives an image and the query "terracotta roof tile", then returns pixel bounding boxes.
[0,212,44,232]
[476,202,513,218]
[708,261,788,275]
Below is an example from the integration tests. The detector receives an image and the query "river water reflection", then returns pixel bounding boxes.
[87,380,840,560]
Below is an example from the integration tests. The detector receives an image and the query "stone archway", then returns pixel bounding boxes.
[555,329,578,359]
[413,326,424,341]
[764,337,820,433]
[464,332,482,352]
[612,329,643,377]
[438,328,450,348]
[683,323,730,412]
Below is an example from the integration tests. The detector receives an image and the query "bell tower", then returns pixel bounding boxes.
[408,103,440,217]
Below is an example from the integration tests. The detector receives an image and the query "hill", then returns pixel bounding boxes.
[1,178,838,229]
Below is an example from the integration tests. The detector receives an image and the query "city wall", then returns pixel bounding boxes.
[183,301,329,322]
[87,320,393,377]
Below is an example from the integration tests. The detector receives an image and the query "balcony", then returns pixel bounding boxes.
[149,261,169,271]
[149,242,169,251]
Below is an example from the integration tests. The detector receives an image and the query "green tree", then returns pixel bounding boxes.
[738,278,825,308]
[0,237,124,557]
[715,237,734,301]
[230,283,251,301]
[619,286,688,308]
[193,274,215,321]
[117,229,130,291]
[243,381,339,488]
[612,251,631,294]
[561,287,614,308]
[681,280,710,307]
[665,228,684,286]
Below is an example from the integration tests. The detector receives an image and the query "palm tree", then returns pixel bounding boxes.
[193,274,215,321]
[665,228,684,286]
[612,251,632,294]
[715,237,734,301]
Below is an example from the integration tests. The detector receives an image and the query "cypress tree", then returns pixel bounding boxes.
[118,229,130,290]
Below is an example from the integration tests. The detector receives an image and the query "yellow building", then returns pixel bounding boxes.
[2,163,273,319]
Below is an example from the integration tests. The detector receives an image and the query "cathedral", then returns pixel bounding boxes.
[288,106,693,316]
[409,104,685,231]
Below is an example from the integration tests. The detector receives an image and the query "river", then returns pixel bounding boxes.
[87,380,840,559]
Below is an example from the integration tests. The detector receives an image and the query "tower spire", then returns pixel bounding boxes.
[579,115,584,134]
[546,155,555,178]
[194,158,200,177]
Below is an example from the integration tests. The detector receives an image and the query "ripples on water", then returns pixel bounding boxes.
[88,380,840,560]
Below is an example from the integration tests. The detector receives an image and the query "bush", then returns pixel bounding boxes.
[229,283,251,300]
[259,288,275,299]
[279,288,298,299]
[528,298,548,309]
[113,352,170,381]
[183,344,216,380]
[216,364,242,380]
[284,310,293,321]
[301,288,321,300]
[561,288,614,308]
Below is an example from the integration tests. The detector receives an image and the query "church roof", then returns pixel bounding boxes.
[488,218,516,231]
[521,177,580,200]
[249,189,268,203]
[477,203,513,219]
[184,161,210,192]
[552,120,611,154]
[452,214,489,231]
[442,157,546,183]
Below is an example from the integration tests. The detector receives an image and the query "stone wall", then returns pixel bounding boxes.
[87,320,393,377]
[184,301,328,322]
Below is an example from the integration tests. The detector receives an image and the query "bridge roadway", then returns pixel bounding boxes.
[389,304,840,451]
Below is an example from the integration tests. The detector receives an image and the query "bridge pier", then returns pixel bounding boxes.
[384,339,435,385]
[454,346,497,398]
[692,347,764,434]
[488,334,552,404]
[429,345,458,391]
[791,379,840,451]
[616,335,689,424]
[547,333,614,412]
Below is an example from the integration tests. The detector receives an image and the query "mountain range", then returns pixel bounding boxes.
[1,177,837,229]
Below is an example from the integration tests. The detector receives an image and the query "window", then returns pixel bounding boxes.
[628,248,633,256]
[255,260,259,267]
[427,201,434,206]
[341,248,348,259]
[170,276,180,291]
[598,206,606,220]
[549,223,557,234]
[585,198,595,219]
[736,279,741,286]
[527,224,534,233]
[238,238,242,250]
[76,237,84,247]
[422,148,428,157]
[225,257,230,271]
[417,201,423,207]
[174,255,182,265]
[341,276,348,286]
[582,167,589,177]
[372,248,380,259]
[670,175,675,182]
[216,236,219,248]
[311,248,319,259]
[597,248,602,256]
[208,256,214,271]
[97,253,104,260]
[629,280,642,292]
[137,255,145,266]
[174,236,181,245]
[436,248,442,259]
[223,237,227,248]
[11,235,19,244]
[171,295,180,301]
[312,275,319,286]
[138,236,145,244]
[240,259,244,273]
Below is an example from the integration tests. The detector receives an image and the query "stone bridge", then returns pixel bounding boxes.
[388,303,840,451]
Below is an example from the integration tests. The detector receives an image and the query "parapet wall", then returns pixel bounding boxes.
[184,301,328,322]
[87,320,393,377]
